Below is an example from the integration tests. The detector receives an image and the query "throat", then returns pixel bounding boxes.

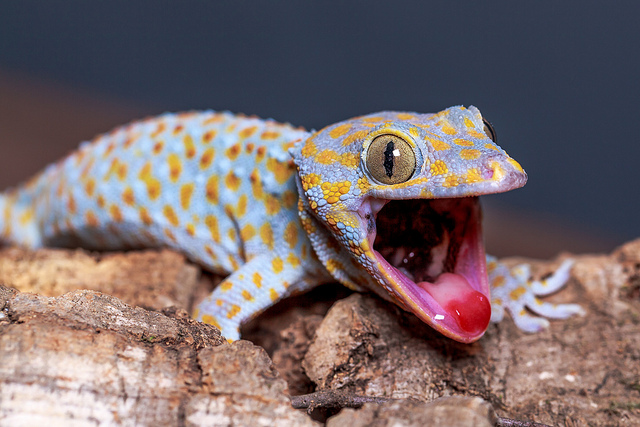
[374,198,473,283]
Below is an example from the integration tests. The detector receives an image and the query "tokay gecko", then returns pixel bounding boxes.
[0,106,583,342]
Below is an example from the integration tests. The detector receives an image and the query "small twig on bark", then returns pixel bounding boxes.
[290,390,397,411]
[497,418,551,427]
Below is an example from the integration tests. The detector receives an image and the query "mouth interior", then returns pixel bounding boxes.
[369,197,491,340]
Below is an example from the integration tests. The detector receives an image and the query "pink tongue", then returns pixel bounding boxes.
[418,273,491,335]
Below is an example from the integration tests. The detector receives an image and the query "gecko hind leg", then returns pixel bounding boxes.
[487,255,585,333]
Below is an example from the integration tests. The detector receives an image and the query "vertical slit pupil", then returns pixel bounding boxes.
[383,141,395,177]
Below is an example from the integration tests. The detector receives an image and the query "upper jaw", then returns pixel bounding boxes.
[359,196,491,343]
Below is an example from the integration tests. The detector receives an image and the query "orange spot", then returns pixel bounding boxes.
[164,227,176,242]
[453,138,474,146]
[226,304,241,319]
[180,183,194,210]
[81,158,95,178]
[104,158,120,181]
[110,205,123,222]
[265,195,281,215]
[200,148,215,169]
[315,150,338,165]
[139,162,161,200]
[256,146,267,162]
[236,194,248,217]
[467,129,486,139]
[245,143,255,153]
[67,194,76,215]
[282,190,297,210]
[253,272,263,288]
[338,152,358,168]
[201,314,220,329]
[97,195,106,209]
[284,221,298,249]
[240,224,256,241]
[425,135,451,151]
[430,160,448,175]
[123,136,136,149]
[186,223,195,236]
[151,122,166,138]
[228,255,239,270]
[329,123,352,139]
[463,117,475,128]
[123,187,135,206]
[269,288,279,302]
[204,245,217,261]
[153,141,164,154]
[460,149,481,160]
[250,169,264,200]
[342,129,369,146]
[225,143,241,161]
[147,178,161,200]
[163,205,179,227]
[261,130,280,140]
[168,154,182,182]
[241,289,255,302]
[443,174,460,187]
[396,113,415,120]
[139,207,153,226]
[239,126,257,139]
[272,256,283,274]
[103,142,116,158]
[206,175,219,204]
[116,163,128,181]
[507,158,524,173]
[203,114,225,125]
[220,281,233,291]
[266,158,295,184]
[260,223,274,250]
[203,130,217,143]
[300,139,317,158]
[183,134,197,159]
[465,168,483,184]
[86,211,99,227]
[139,162,151,179]
[287,252,300,268]
[441,123,457,135]
[205,215,220,243]
[225,172,241,191]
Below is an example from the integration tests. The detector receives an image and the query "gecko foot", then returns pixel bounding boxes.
[487,256,585,333]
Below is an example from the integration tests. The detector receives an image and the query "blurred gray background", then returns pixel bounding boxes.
[0,1,638,258]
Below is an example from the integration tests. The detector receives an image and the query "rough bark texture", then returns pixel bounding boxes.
[298,240,640,426]
[0,239,639,426]
[0,247,202,311]
[0,286,317,426]
[326,396,497,427]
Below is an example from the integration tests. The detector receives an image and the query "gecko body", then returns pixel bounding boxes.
[0,106,583,342]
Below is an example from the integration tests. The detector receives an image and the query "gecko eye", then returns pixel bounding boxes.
[482,119,497,142]
[366,134,416,185]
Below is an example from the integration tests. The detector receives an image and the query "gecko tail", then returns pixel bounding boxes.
[0,189,43,248]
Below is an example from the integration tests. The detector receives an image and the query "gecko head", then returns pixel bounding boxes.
[290,105,527,343]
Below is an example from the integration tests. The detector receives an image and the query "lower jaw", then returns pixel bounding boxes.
[370,196,491,342]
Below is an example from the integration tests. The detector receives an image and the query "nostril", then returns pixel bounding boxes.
[482,167,495,180]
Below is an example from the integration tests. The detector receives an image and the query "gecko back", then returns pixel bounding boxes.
[0,111,310,275]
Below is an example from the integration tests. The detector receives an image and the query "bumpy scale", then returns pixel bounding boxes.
[0,106,583,342]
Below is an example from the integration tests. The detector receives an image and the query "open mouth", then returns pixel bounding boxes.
[364,196,491,342]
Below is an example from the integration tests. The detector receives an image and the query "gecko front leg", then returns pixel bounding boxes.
[487,255,585,332]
